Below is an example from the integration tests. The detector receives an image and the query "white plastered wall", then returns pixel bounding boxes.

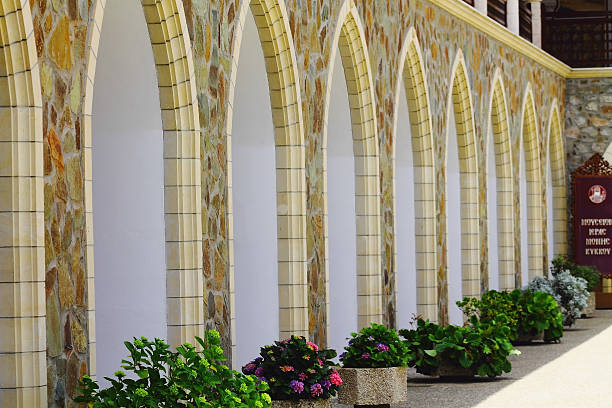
[232,12,279,367]
[520,141,529,286]
[92,0,167,380]
[328,50,358,353]
[487,122,500,291]
[395,82,417,328]
[447,107,463,325]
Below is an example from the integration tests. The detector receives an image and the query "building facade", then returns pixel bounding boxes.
[0,0,608,406]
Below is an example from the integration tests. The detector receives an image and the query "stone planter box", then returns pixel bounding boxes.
[514,330,544,344]
[271,399,331,408]
[582,292,596,317]
[338,367,407,406]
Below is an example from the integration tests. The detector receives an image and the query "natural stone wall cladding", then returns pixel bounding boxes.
[565,78,612,173]
[564,77,612,252]
[21,0,567,404]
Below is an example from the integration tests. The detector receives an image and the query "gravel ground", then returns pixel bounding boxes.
[332,310,612,408]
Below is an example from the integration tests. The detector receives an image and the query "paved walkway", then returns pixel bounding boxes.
[403,310,612,408]
[332,310,612,407]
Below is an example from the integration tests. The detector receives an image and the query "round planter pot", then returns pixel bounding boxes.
[271,399,332,408]
[582,292,596,317]
[338,367,407,406]
[435,360,475,378]
[514,330,544,344]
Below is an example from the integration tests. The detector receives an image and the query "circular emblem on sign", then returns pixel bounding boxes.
[589,185,607,204]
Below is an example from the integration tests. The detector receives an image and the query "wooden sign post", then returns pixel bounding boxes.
[573,153,612,308]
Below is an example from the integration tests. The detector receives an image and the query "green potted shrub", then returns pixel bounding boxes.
[551,256,600,317]
[75,330,271,407]
[529,271,589,327]
[458,289,564,343]
[399,317,519,378]
[242,336,340,408]
[337,323,409,407]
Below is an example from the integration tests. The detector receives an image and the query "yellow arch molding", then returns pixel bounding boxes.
[486,69,516,291]
[520,84,544,282]
[392,27,438,322]
[0,0,46,406]
[446,50,481,315]
[320,0,383,337]
[226,0,308,359]
[546,100,568,259]
[82,0,204,378]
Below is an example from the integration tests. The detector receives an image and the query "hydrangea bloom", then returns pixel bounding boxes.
[289,380,304,394]
[376,343,390,352]
[329,370,342,386]
[310,383,323,397]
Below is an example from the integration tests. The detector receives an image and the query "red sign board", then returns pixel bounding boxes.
[575,175,612,275]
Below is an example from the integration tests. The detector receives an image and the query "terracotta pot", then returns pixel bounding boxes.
[515,330,544,344]
[582,292,596,317]
[271,399,332,408]
[337,367,407,406]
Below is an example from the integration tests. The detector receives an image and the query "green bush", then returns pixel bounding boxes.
[551,256,600,292]
[458,289,564,343]
[399,317,519,378]
[340,323,410,368]
[75,330,271,408]
[242,336,341,400]
[529,271,589,327]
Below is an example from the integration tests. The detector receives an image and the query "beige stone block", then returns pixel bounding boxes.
[278,283,307,309]
[166,269,202,298]
[0,349,46,390]
[276,214,305,239]
[276,191,306,216]
[355,214,379,236]
[357,274,381,296]
[276,238,306,263]
[356,235,379,256]
[279,306,308,335]
[354,194,377,216]
[0,316,45,353]
[356,254,380,277]
[165,240,201,270]
[167,296,204,327]
[415,249,436,271]
[277,262,307,285]
[0,281,45,318]
[357,293,382,315]
[275,168,306,193]
[88,341,97,376]
[87,277,96,311]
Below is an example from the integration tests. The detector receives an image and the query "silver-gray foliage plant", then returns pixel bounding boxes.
[528,270,588,327]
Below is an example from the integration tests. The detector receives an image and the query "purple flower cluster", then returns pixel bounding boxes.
[376,343,390,352]
[289,380,304,394]
[310,383,323,397]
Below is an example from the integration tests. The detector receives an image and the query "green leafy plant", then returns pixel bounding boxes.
[340,323,410,368]
[458,289,564,343]
[551,256,600,292]
[399,317,519,378]
[75,330,271,408]
[529,271,589,327]
[242,336,341,401]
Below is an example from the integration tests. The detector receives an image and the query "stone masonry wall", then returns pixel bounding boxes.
[30,0,568,405]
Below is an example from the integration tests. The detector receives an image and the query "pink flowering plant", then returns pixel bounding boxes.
[340,323,410,368]
[242,336,342,401]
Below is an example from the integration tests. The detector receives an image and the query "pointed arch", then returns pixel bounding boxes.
[546,101,567,258]
[226,0,308,358]
[320,0,383,337]
[0,0,46,405]
[392,27,438,322]
[82,0,204,378]
[486,69,516,291]
[520,84,544,281]
[446,51,481,315]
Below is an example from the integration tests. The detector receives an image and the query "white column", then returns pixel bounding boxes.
[507,0,520,35]
[475,0,487,15]
[529,0,543,47]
